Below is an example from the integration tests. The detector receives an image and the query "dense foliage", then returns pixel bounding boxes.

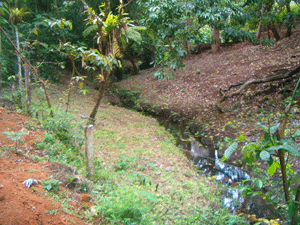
[0,0,299,84]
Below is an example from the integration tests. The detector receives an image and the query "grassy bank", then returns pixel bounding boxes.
[15,84,249,224]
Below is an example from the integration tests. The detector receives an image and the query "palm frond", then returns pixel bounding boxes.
[83,24,97,38]
[113,40,123,58]
[124,26,146,44]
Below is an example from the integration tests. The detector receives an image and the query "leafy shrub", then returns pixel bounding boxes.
[32,104,85,172]
[198,25,213,44]
[276,2,300,25]
[221,28,255,43]
[111,87,141,109]
[153,69,173,80]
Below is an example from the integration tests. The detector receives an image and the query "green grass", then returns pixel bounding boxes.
[57,88,248,224]
[1,85,249,224]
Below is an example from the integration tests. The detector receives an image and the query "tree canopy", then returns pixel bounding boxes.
[0,0,299,84]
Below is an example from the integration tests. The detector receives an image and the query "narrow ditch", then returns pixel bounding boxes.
[109,90,282,220]
[156,118,282,221]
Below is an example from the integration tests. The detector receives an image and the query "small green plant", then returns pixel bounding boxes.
[42,179,61,193]
[29,169,37,173]
[115,159,131,171]
[2,131,27,151]
[128,173,149,186]
[25,121,35,130]
[45,209,58,215]
[80,183,88,193]
[66,175,77,188]
[82,203,89,210]
[31,187,37,193]
[114,155,137,171]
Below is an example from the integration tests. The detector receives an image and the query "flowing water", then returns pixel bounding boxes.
[158,119,281,219]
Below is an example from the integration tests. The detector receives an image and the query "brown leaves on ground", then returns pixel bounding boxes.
[114,28,300,157]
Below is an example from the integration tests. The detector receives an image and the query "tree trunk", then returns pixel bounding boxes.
[285,0,292,37]
[23,63,31,115]
[185,19,192,55]
[0,33,2,88]
[126,47,138,75]
[278,148,290,203]
[292,186,300,225]
[269,22,281,41]
[265,0,281,41]
[0,26,53,116]
[65,58,76,113]
[15,25,22,108]
[85,125,94,178]
[211,26,220,53]
[256,6,265,39]
[88,70,109,124]
[276,77,300,205]
[85,70,109,178]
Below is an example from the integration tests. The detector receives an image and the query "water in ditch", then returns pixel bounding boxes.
[158,119,281,220]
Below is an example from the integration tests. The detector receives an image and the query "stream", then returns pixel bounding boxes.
[158,119,282,220]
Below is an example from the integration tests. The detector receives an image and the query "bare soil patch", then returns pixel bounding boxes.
[0,107,87,225]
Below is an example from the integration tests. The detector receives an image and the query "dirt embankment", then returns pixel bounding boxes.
[0,107,89,225]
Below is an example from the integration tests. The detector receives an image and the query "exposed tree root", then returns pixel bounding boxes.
[216,64,300,113]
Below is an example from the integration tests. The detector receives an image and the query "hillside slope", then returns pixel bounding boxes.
[113,29,300,155]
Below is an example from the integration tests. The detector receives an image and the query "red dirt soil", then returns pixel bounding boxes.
[0,107,87,225]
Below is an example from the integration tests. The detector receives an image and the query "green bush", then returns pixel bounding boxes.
[111,87,141,109]
[276,2,300,25]
[221,28,255,43]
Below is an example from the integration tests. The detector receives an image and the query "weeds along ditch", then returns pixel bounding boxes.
[155,119,282,221]
[110,86,296,223]
[3,86,251,225]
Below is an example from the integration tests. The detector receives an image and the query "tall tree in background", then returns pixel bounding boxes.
[8,6,29,94]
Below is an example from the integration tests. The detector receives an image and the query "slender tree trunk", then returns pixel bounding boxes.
[24,63,31,115]
[0,33,2,88]
[265,0,281,41]
[88,70,109,125]
[269,22,281,41]
[15,26,21,88]
[85,124,94,178]
[85,70,109,178]
[211,26,220,53]
[276,77,300,205]
[0,26,53,116]
[65,58,76,113]
[256,6,265,39]
[15,25,23,108]
[278,149,290,203]
[125,47,138,75]
[185,19,192,55]
[292,186,300,225]
[285,0,292,37]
